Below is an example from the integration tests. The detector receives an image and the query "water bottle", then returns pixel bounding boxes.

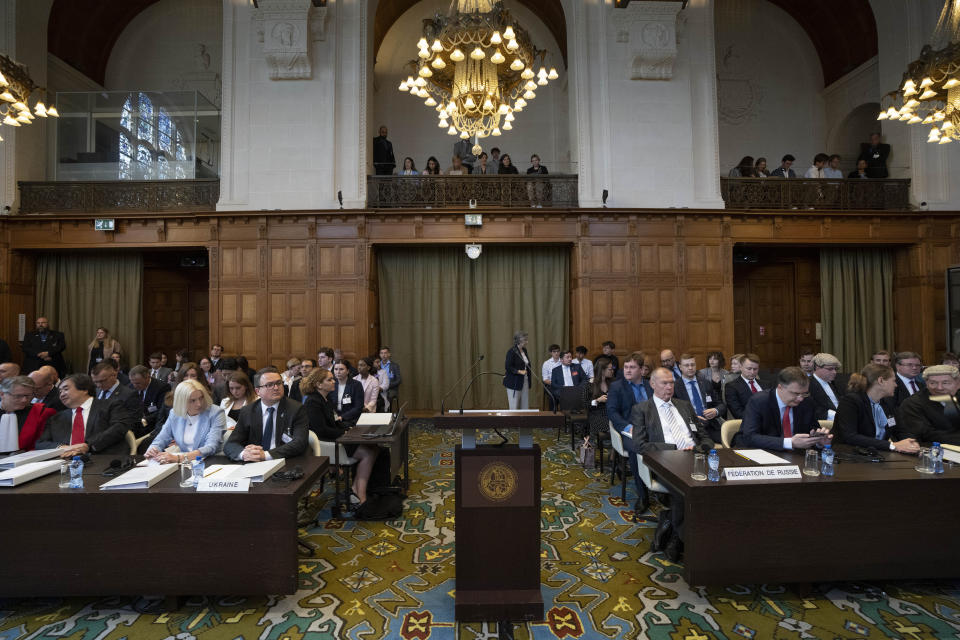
[69,455,84,489]
[191,456,205,487]
[932,442,944,474]
[707,449,720,482]
[58,460,71,488]
[821,445,835,477]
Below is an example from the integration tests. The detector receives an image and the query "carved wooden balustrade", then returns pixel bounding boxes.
[720,177,911,210]
[367,174,579,208]
[17,179,220,214]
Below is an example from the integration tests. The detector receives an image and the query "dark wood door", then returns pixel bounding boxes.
[734,262,797,370]
[142,264,208,364]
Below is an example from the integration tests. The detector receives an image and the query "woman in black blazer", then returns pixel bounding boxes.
[833,363,920,453]
[333,361,365,427]
[504,330,533,409]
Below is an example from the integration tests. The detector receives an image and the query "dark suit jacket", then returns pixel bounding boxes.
[503,346,533,391]
[302,391,343,442]
[224,397,308,460]
[674,375,726,442]
[0,338,11,364]
[725,376,763,419]
[833,391,899,450]
[740,390,818,450]
[35,399,128,455]
[550,363,587,398]
[99,383,142,429]
[21,329,67,375]
[858,142,890,178]
[607,377,652,434]
[883,376,924,414]
[808,375,841,420]
[628,397,714,455]
[131,379,172,436]
[40,389,66,413]
[334,378,365,426]
[896,389,960,444]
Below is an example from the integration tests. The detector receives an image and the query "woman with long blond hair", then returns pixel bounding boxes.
[86,327,122,374]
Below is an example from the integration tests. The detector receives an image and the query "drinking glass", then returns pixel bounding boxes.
[803,449,820,476]
[179,461,194,487]
[915,447,934,474]
[690,453,707,481]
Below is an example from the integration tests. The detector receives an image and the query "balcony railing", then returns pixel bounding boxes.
[720,177,911,210]
[17,179,220,214]
[367,174,579,208]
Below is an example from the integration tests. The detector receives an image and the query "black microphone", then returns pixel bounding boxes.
[439,355,485,415]
[458,371,506,414]
[102,458,132,477]
[529,372,558,414]
[337,190,343,209]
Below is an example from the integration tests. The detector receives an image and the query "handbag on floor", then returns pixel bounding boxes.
[578,436,596,469]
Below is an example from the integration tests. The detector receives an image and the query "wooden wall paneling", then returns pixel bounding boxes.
[0,249,36,364]
[892,244,929,359]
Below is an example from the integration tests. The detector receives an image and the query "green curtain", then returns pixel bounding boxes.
[820,248,893,372]
[36,253,144,374]
[378,245,569,411]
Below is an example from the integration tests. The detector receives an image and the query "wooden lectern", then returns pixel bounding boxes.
[433,410,564,625]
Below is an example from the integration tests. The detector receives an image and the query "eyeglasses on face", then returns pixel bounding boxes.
[258,380,283,389]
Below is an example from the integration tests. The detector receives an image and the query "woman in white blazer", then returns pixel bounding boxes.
[144,379,225,463]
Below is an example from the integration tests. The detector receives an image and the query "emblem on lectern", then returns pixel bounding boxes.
[478,462,518,502]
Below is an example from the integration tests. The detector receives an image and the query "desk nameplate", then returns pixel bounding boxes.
[724,465,802,481]
[197,478,250,492]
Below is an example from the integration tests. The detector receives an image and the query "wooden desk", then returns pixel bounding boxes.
[642,447,960,585]
[333,418,410,517]
[0,455,328,596]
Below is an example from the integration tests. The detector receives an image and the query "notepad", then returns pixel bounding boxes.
[0,449,62,470]
[0,460,63,486]
[99,463,178,490]
[942,449,960,465]
[357,413,392,426]
[201,458,285,483]
[733,449,792,465]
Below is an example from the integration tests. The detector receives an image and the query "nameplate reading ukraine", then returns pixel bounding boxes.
[723,465,802,481]
[196,478,251,492]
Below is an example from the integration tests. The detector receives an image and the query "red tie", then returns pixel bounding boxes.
[749,380,759,393]
[71,407,84,445]
[782,406,792,438]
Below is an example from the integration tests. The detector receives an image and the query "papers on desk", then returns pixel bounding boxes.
[0,448,61,469]
[100,463,178,490]
[942,449,960,465]
[0,460,62,486]
[357,413,392,426]
[733,449,792,465]
[201,458,285,483]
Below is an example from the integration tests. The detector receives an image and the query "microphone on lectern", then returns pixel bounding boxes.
[439,354,484,414]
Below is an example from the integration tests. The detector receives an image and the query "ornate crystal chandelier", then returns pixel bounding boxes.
[878,0,960,144]
[0,54,59,143]
[398,0,558,153]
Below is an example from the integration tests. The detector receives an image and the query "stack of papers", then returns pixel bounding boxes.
[0,460,63,487]
[0,449,61,469]
[201,459,285,483]
[733,449,792,465]
[357,413,392,426]
[100,463,178,490]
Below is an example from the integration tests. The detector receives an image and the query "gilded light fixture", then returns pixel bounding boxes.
[398,0,558,154]
[0,54,59,142]
[878,0,960,144]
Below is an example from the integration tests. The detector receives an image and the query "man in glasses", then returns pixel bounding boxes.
[740,366,831,451]
[809,353,842,420]
[224,368,308,462]
[884,351,925,413]
[0,376,56,452]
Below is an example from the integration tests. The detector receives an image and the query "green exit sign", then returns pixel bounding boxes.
[94,219,115,231]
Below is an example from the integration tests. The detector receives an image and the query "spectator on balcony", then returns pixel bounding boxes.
[373,125,396,175]
[490,147,501,168]
[804,153,830,178]
[824,154,844,179]
[858,132,890,178]
[499,153,519,174]
[475,152,492,174]
[527,154,549,207]
[769,154,796,178]
[453,139,476,173]
[446,155,467,175]
[422,156,441,175]
[728,156,755,177]
[754,157,770,177]
[849,158,870,179]
[398,157,418,175]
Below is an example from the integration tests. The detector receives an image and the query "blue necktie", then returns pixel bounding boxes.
[631,382,645,403]
[262,407,275,449]
[872,401,887,440]
[688,380,705,415]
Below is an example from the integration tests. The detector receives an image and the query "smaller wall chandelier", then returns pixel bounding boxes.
[0,54,59,143]
[878,0,959,144]
[398,0,558,154]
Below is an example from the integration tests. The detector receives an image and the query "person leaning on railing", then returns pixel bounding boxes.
[728,156,755,177]
[498,153,519,174]
[526,154,548,207]
[398,157,418,175]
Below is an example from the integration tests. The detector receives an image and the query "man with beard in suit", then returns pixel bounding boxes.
[21,317,67,376]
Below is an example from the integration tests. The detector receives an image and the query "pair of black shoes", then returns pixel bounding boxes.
[651,508,683,563]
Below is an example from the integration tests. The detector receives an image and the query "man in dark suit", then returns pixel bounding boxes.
[769,154,797,178]
[35,373,128,456]
[209,344,224,370]
[883,351,924,414]
[373,126,396,175]
[673,353,725,442]
[659,349,683,380]
[90,361,141,425]
[146,352,173,383]
[550,349,587,399]
[606,352,653,507]
[897,365,960,444]
[29,366,66,412]
[224,369,308,461]
[858,132,890,178]
[0,338,12,365]
[630,367,714,562]
[129,365,171,437]
[725,353,765,419]
[740,366,831,451]
[21,317,67,376]
[809,352,842,420]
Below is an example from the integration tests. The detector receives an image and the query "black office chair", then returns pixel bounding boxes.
[557,386,588,451]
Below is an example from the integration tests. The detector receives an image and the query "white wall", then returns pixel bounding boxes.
[822,58,880,175]
[374,0,570,173]
[715,0,825,175]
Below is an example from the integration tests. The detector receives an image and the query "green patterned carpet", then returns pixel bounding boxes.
[3,420,960,639]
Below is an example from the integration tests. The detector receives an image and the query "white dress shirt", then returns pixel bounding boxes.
[182,414,198,451]
[574,358,594,380]
[653,396,695,450]
[541,358,561,381]
[560,365,574,386]
[897,373,919,395]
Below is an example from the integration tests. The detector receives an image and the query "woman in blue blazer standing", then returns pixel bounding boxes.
[144,379,225,463]
[504,330,533,409]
